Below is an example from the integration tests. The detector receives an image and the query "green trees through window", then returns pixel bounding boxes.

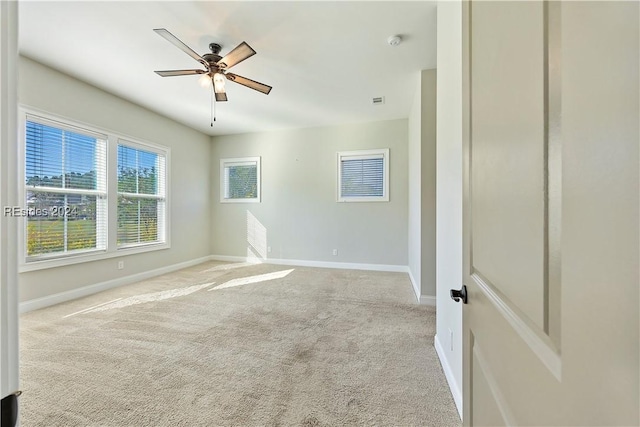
[220,157,261,203]
[24,114,168,262]
[117,144,165,246]
[25,119,106,256]
[227,165,258,199]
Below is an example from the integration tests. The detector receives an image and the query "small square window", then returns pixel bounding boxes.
[337,149,389,202]
[220,157,261,203]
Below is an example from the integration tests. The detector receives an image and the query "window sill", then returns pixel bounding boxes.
[19,242,170,273]
[220,199,261,204]
[337,197,389,203]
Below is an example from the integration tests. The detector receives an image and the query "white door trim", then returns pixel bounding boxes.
[0,0,20,401]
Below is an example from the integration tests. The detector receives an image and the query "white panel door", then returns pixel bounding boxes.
[460,1,639,425]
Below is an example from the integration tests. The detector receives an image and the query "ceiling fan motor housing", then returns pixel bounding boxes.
[202,43,223,70]
[209,43,222,54]
[203,53,223,69]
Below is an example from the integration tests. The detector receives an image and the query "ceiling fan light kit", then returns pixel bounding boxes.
[198,74,212,88]
[153,28,272,126]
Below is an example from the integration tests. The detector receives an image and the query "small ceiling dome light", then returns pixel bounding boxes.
[387,35,402,46]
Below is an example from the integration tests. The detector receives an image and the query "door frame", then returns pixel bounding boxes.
[0,0,20,409]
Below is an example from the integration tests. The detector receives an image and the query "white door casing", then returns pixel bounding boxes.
[0,0,20,404]
[462,1,639,425]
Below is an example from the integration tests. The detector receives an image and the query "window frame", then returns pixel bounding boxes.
[23,114,108,261]
[337,148,390,202]
[116,139,168,249]
[220,156,261,204]
[18,107,171,272]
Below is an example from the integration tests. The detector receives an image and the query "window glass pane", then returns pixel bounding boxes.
[140,199,159,242]
[117,143,165,247]
[25,118,105,259]
[117,145,138,193]
[225,164,257,199]
[341,157,384,197]
[26,121,100,190]
[23,115,168,262]
[26,193,98,256]
[26,121,63,188]
[64,132,98,190]
[27,193,65,255]
[117,197,159,245]
[66,197,97,250]
[117,196,136,244]
[118,145,159,195]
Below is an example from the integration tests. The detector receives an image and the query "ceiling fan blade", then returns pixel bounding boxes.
[225,73,272,95]
[217,42,256,70]
[154,69,207,77]
[215,92,228,102]
[154,28,207,66]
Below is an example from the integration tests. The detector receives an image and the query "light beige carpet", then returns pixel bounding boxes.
[20,261,461,426]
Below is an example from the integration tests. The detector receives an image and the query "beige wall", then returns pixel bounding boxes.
[18,57,212,302]
[17,58,411,305]
[421,69,437,298]
[408,74,422,294]
[407,69,437,300]
[210,120,409,267]
[434,0,463,417]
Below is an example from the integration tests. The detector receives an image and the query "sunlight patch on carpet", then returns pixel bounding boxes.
[209,269,294,291]
[71,282,216,315]
[63,298,124,318]
[202,262,256,273]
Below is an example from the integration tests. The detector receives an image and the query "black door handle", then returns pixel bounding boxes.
[450,285,468,304]
[1,391,21,427]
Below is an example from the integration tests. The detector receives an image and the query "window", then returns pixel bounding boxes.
[220,157,261,203]
[25,116,107,258]
[337,149,389,202]
[21,111,170,269]
[117,142,167,246]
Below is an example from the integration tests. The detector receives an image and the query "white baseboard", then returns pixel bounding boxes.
[434,334,463,419]
[20,254,418,313]
[407,270,436,306]
[209,255,409,273]
[19,255,214,313]
[420,295,437,306]
[408,270,420,302]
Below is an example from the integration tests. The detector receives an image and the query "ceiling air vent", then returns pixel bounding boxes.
[372,96,385,105]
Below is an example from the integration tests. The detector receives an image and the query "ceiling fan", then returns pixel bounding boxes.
[153,28,272,104]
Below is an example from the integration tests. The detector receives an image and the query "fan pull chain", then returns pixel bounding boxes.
[210,84,215,127]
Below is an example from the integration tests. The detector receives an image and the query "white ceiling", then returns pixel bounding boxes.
[19,1,437,136]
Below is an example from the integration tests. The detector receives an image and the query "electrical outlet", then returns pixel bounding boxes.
[117,261,124,270]
[332,249,338,256]
[449,328,454,351]
[267,246,272,253]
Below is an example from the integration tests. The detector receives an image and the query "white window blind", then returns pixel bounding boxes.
[220,157,261,203]
[337,149,389,202]
[25,116,107,258]
[117,143,166,246]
